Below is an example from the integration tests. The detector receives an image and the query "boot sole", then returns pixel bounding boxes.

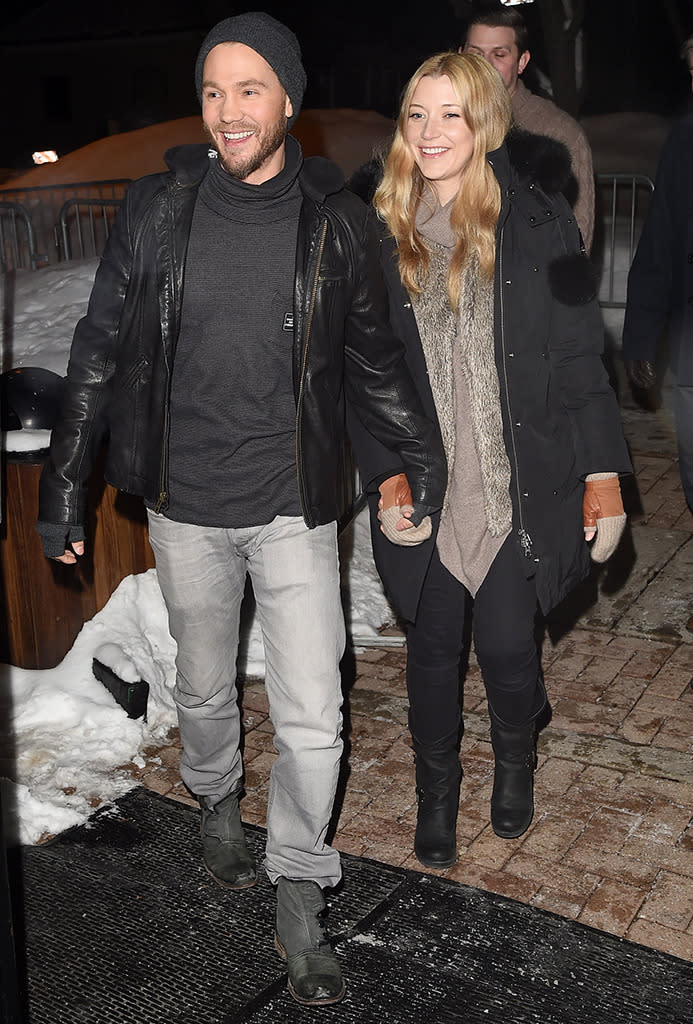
[414,846,457,869]
[274,934,346,1006]
[204,862,258,890]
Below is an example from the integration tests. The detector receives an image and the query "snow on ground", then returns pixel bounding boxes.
[0,259,395,844]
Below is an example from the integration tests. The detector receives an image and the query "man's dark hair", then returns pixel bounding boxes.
[465,6,530,55]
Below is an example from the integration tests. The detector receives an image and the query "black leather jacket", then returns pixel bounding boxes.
[39,143,445,529]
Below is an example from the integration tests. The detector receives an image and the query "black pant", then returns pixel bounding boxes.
[406,535,542,743]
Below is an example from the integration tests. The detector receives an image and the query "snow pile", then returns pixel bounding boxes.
[1,514,394,845]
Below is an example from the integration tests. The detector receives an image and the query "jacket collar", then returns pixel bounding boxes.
[162,139,345,201]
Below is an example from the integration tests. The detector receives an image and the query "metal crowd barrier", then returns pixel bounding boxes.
[594,172,655,309]
[0,179,130,267]
[0,200,45,271]
[58,197,123,261]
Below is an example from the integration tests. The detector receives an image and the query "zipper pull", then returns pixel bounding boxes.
[518,528,533,558]
[154,491,167,514]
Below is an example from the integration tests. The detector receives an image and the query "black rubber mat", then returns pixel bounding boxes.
[12,788,692,1024]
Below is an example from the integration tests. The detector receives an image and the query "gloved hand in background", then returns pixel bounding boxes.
[625,360,657,391]
[378,473,432,547]
[583,472,626,563]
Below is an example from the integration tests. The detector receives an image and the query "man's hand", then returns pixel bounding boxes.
[377,473,432,546]
[36,521,86,562]
[54,540,85,565]
[625,359,657,391]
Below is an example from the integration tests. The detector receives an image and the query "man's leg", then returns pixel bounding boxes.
[247,515,345,1005]
[247,515,345,887]
[146,512,256,888]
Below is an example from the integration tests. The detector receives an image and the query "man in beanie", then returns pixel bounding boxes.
[36,10,445,1007]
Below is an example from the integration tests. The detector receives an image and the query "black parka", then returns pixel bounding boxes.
[38,144,446,531]
[349,132,631,621]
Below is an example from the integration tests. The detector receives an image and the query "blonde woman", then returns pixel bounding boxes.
[349,53,631,867]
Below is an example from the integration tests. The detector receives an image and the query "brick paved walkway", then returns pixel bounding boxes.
[134,389,693,964]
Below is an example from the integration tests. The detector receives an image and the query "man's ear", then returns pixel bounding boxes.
[518,49,530,76]
[285,94,293,119]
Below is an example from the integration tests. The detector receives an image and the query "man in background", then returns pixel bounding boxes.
[462,4,595,251]
[622,34,693,633]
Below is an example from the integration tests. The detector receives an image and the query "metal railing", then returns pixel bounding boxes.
[594,172,654,309]
[58,197,123,261]
[0,179,130,266]
[0,201,46,271]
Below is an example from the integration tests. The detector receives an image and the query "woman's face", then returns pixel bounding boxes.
[405,74,475,206]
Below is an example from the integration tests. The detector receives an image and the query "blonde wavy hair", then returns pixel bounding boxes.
[374,52,511,307]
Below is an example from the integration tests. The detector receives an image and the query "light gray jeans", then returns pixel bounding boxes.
[147,511,345,888]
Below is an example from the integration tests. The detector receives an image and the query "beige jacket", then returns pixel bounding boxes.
[511,79,594,252]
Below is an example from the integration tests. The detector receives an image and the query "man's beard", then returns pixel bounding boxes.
[204,113,287,181]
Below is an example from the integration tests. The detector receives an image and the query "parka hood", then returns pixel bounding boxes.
[501,129,573,194]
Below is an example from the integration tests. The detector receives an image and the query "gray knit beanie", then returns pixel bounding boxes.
[194,11,306,129]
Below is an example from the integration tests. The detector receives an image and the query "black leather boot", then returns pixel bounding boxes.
[412,729,462,868]
[488,676,548,839]
[489,714,537,839]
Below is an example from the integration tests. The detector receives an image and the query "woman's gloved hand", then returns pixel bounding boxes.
[583,472,626,563]
[378,473,432,546]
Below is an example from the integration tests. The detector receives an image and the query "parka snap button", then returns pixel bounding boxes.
[529,216,536,223]
[508,352,515,357]
[522,491,529,497]
[533,266,539,272]
[505,279,512,285]
[688,253,693,263]
[533,557,540,563]
[544,209,552,216]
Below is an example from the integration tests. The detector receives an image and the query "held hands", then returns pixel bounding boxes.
[378,473,432,547]
[583,473,626,563]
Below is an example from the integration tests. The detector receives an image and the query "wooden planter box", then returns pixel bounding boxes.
[1,450,155,669]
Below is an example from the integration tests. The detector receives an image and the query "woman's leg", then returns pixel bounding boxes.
[405,550,468,867]
[472,536,546,838]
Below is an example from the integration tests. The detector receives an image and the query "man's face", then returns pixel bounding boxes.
[462,24,530,96]
[201,42,292,184]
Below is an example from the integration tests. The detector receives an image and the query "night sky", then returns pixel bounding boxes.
[1,0,693,168]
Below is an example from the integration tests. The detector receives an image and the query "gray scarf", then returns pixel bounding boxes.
[410,209,512,536]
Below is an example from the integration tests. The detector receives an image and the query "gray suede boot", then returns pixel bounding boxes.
[199,787,257,890]
[275,878,345,1006]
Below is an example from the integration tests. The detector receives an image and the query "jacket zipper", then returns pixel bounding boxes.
[498,221,533,559]
[295,217,328,527]
[154,182,179,513]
